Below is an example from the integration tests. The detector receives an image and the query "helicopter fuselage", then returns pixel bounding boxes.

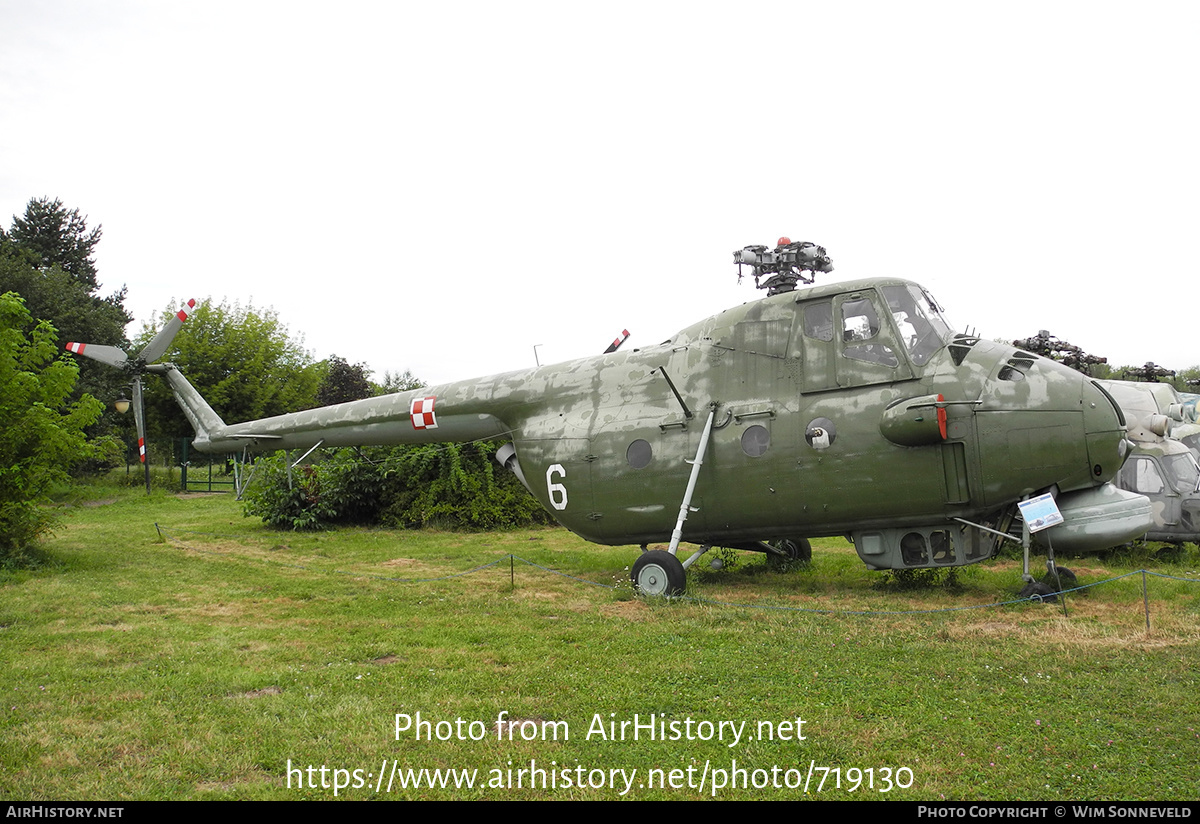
[170,277,1146,570]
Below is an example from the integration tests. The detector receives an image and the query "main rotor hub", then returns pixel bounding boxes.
[733,238,833,295]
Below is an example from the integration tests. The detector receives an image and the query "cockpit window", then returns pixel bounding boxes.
[840,298,899,367]
[881,285,955,366]
[841,298,880,342]
[1163,453,1200,494]
[803,300,834,342]
[1122,457,1165,495]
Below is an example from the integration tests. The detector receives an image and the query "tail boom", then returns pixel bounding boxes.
[162,365,511,454]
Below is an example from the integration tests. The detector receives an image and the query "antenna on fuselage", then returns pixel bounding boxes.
[604,329,630,354]
[733,236,833,296]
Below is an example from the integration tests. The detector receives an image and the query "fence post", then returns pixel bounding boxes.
[1141,570,1151,632]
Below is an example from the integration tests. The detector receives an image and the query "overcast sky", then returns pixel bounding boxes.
[2,1,1197,388]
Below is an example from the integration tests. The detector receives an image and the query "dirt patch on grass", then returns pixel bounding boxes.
[598,599,651,620]
[236,686,282,699]
[196,781,237,793]
[965,621,1022,635]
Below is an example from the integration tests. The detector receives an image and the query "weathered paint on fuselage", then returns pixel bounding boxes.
[181,277,1129,553]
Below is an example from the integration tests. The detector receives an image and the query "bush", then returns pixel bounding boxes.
[241,442,552,531]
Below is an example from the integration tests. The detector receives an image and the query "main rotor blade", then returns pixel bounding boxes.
[138,299,197,364]
[64,342,129,369]
[132,378,147,465]
[132,378,151,494]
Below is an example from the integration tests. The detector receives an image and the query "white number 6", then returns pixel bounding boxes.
[546,464,568,510]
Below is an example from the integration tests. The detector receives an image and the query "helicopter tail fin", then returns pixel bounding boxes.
[160,365,228,450]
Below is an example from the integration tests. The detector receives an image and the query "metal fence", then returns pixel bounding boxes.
[121,437,238,493]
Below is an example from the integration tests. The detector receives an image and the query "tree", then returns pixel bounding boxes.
[5,197,103,289]
[0,200,131,423]
[376,369,425,395]
[0,292,110,564]
[316,355,374,406]
[136,298,323,437]
[0,250,132,409]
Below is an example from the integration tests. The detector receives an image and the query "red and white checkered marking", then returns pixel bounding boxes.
[138,437,146,464]
[176,298,197,322]
[66,342,86,354]
[410,396,438,430]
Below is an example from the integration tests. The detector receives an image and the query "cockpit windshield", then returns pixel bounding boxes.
[881,285,955,366]
[1163,452,1200,495]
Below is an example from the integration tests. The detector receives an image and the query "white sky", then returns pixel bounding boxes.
[2,1,1197,387]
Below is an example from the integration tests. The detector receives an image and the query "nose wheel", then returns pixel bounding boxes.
[631,550,687,596]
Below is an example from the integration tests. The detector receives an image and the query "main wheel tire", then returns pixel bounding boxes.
[768,537,812,566]
[1019,581,1057,603]
[1042,566,1077,590]
[631,550,687,596]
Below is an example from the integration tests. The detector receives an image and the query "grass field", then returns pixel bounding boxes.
[2,481,1198,800]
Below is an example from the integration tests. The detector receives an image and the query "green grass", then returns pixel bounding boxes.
[2,480,1198,800]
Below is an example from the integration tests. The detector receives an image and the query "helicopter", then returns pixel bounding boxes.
[1098,379,1200,543]
[67,239,1152,596]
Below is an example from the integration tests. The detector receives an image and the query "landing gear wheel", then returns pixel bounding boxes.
[631,550,687,597]
[1019,581,1057,603]
[1043,566,1077,591]
[768,537,812,566]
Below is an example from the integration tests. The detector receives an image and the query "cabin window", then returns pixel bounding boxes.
[741,425,771,457]
[626,439,653,469]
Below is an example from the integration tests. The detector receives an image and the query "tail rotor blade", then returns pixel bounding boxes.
[138,298,197,364]
[64,342,129,369]
[132,378,151,494]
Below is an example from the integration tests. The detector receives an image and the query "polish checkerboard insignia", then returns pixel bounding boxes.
[410,396,438,430]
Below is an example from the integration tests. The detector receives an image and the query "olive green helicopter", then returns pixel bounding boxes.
[67,239,1152,596]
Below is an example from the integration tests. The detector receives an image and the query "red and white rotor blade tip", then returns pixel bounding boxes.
[138,298,197,364]
[63,342,129,369]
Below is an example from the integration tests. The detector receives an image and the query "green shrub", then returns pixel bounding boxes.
[241,442,552,531]
[0,292,105,565]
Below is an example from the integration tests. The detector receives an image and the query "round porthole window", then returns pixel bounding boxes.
[626,439,653,469]
[805,417,837,450]
[741,424,770,457]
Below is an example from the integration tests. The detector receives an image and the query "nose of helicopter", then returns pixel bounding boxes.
[1079,378,1129,485]
[1044,376,1152,554]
